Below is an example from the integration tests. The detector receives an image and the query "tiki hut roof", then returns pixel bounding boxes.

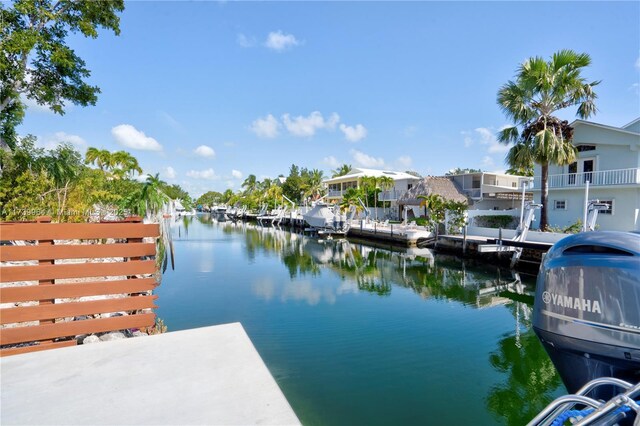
[398,176,468,205]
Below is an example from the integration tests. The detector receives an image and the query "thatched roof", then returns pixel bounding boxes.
[398,176,468,205]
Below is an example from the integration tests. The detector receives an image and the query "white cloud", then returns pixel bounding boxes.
[321,156,340,168]
[250,114,280,138]
[237,33,256,48]
[186,168,219,180]
[396,155,413,169]
[194,145,216,158]
[231,169,243,179]
[630,82,640,95]
[403,125,418,137]
[164,166,177,179]
[42,131,86,149]
[339,123,367,142]
[635,56,640,70]
[20,96,53,113]
[350,149,385,168]
[265,30,300,51]
[481,156,495,168]
[282,111,339,137]
[465,127,510,154]
[462,130,473,147]
[111,124,162,151]
[159,111,182,131]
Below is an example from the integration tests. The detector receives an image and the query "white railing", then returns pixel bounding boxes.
[463,188,481,199]
[532,168,640,189]
[327,190,343,197]
[378,189,406,201]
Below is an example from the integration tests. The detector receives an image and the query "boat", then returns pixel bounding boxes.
[302,203,349,236]
[532,231,640,399]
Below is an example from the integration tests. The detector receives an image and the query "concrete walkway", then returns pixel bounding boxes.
[1,323,300,425]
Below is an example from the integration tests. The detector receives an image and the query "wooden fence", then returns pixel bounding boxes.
[0,216,160,356]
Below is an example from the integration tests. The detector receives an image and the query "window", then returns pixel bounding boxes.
[554,200,567,210]
[577,145,596,152]
[512,182,517,188]
[599,200,613,215]
[407,183,413,190]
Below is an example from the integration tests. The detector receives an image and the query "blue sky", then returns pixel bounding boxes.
[20,1,640,197]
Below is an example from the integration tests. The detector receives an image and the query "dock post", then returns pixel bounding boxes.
[374,222,377,235]
[462,226,467,256]
[390,224,393,237]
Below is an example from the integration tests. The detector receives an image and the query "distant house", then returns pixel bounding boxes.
[323,168,421,211]
[531,117,640,232]
[446,171,532,210]
[398,176,469,218]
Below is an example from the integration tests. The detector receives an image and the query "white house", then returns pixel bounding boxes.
[531,117,640,232]
[447,171,532,210]
[323,168,421,216]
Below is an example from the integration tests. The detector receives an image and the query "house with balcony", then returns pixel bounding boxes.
[323,168,421,214]
[447,171,532,210]
[531,117,640,232]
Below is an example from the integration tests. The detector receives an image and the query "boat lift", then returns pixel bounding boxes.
[528,377,639,426]
[477,201,542,267]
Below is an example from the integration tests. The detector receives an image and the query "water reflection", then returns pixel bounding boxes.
[170,216,563,424]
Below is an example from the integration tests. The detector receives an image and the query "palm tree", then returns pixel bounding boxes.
[242,174,258,194]
[44,143,83,221]
[85,147,113,171]
[332,163,352,178]
[304,169,325,200]
[111,150,143,179]
[378,176,395,217]
[497,49,599,230]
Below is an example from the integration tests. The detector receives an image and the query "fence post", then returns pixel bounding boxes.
[36,216,55,342]
[124,216,144,292]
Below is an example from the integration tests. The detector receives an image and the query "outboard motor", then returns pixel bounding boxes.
[533,231,640,398]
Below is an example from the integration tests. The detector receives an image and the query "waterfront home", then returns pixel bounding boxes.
[447,171,532,210]
[324,168,421,215]
[531,117,640,232]
[398,176,469,218]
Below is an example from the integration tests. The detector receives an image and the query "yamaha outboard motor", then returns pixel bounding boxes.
[533,232,640,398]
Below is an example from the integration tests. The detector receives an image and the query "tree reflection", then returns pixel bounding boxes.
[486,304,563,425]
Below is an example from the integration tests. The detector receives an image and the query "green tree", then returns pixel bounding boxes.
[196,191,222,208]
[497,49,599,230]
[43,143,82,221]
[331,163,352,178]
[111,150,142,179]
[0,0,125,149]
[445,168,482,176]
[85,147,113,171]
[242,174,258,194]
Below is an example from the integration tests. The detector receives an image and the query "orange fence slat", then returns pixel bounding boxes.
[0,340,77,357]
[0,313,157,346]
[0,222,159,241]
[0,260,156,283]
[0,278,157,303]
[0,295,158,325]
[0,243,156,262]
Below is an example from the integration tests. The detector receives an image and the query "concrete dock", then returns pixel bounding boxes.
[1,323,300,425]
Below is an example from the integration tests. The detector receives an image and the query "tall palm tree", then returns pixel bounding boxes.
[332,163,352,178]
[305,168,325,200]
[85,147,113,171]
[497,49,599,230]
[111,150,143,179]
[242,174,258,194]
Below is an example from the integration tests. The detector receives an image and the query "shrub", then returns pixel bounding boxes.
[474,214,517,229]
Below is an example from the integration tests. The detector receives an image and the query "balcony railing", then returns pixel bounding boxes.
[378,189,406,201]
[462,188,481,199]
[532,168,640,189]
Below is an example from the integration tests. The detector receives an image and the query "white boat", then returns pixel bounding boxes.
[302,203,349,235]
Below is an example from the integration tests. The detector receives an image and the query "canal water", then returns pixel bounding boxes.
[155,215,565,425]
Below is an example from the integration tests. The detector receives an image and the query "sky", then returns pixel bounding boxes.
[19,1,640,197]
